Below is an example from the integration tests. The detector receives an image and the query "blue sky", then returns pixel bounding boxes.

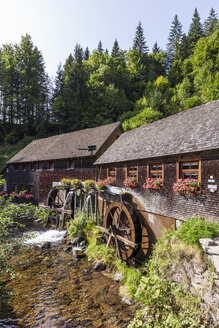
[0,0,218,78]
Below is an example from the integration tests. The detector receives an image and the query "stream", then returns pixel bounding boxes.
[0,221,135,328]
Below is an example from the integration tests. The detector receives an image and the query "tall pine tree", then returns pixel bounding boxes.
[133,21,148,56]
[204,8,219,37]
[84,47,90,60]
[111,39,120,57]
[187,8,204,55]
[97,41,103,54]
[167,15,183,63]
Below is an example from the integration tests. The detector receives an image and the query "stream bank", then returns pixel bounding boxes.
[0,228,136,328]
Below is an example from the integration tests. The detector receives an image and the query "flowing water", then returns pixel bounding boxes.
[0,224,135,328]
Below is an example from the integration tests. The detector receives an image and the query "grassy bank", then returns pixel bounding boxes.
[69,214,219,327]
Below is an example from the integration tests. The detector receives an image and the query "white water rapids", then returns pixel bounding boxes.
[24,229,67,246]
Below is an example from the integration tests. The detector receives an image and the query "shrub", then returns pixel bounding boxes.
[68,211,95,239]
[174,217,219,246]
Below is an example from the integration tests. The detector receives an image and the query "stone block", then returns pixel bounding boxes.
[193,274,204,285]
[207,246,219,255]
[192,262,207,275]
[214,279,219,288]
[211,255,219,273]
[199,238,214,248]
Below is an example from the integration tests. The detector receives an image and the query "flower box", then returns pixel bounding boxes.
[124,177,138,189]
[173,178,199,196]
[96,181,107,191]
[103,177,116,186]
[143,178,164,191]
[71,179,82,191]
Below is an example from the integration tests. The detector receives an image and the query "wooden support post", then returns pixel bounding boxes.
[74,192,77,217]
[80,190,82,210]
[62,214,65,229]
[56,212,59,229]
[102,199,105,219]
[95,193,98,224]
[86,196,89,218]
[90,196,93,218]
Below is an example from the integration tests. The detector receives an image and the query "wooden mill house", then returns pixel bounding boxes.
[3,122,123,204]
[95,100,219,243]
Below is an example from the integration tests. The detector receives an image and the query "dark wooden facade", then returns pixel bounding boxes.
[2,122,123,204]
[95,101,219,233]
[97,150,219,224]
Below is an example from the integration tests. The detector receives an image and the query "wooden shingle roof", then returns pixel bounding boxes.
[8,122,122,163]
[95,100,219,165]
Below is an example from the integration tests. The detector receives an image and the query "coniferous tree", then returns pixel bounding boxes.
[0,34,48,134]
[84,47,90,60]
[133,21,148,56]
[204,8,219,37]
[179,33,189,61]
[167,15,183,63]
[111,39,120,57]
[152,42,160,54]
[97,41,103,54]
[187,8,204,54]
[60,44,88,131]
[126,22,149,99]
[53,63,63,99]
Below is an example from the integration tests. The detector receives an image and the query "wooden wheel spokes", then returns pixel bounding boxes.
[47,187,65,209]
[103,201,141,261]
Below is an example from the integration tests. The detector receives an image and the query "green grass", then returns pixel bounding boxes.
[68,210,95,239]
[174,217,219,247]
[81,214,216,327]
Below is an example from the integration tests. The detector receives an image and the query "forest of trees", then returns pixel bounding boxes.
[0,7,218,144]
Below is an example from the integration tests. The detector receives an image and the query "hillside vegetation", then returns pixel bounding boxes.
[0,8,218,169]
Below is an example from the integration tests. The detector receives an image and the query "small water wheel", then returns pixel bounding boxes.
[47,186,65,209]
[100,201,142,261]
[47,186,74,228]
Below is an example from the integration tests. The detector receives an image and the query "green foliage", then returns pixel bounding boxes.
[187,8,204,55]
[174,217,219,246]
[122,106,161,131]
[0,178,48,304]
[85,227,209,328]
[0,135,34,171]
[203,8,219,37]
[167,14,183,62]
[128,231,210,327]
[0,34,49,135]
[83,179,96,189]
[68,211,95,239]
[0,9,218,146]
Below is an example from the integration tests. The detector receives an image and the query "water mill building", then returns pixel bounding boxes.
[2,122,123,204]
[1,100,219,231]
[95,100,219,238]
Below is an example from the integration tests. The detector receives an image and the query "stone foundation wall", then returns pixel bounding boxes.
[170,238,219,325]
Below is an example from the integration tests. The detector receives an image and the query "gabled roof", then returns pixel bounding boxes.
[95,100,219,165]
[8,122,122,163]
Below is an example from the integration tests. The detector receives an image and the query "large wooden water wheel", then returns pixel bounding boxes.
[98,201,142,261]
